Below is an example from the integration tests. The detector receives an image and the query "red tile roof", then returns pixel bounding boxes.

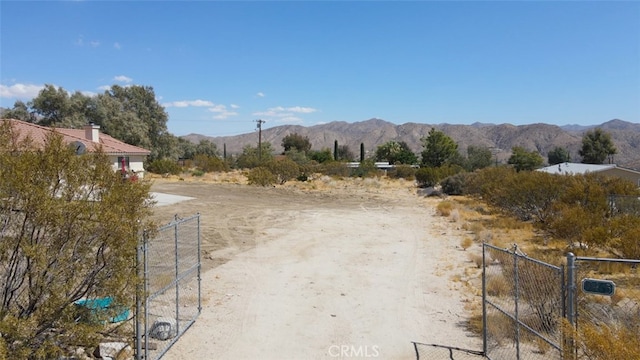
[1,119,151,155]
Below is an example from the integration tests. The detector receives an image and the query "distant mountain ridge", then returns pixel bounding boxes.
[183,119,640,170]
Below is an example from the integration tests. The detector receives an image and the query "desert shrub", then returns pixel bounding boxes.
[606,214,640,258]
[351,159,380,178]
[193,154,228,172]
[564,321,640,360]
[441,172,470,195]
[191,169,205,177]
[415,167,439,187]
[264,158,301,184]
[0,126,153,357]
[247,167,276,186]
[147,158,182,175]
[320,161,351,178]
[387,164,416,180]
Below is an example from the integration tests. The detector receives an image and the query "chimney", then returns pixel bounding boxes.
[84,123,100,143]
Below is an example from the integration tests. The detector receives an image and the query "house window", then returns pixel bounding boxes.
[118,156,130,172]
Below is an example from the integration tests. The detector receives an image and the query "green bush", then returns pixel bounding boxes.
[415,167,439,187]
[441,172,470,195]
[320,161,351,178]
[193,154,228,172]
[351,159,380,178]
[147,158,182,175]
[388,164,416,180]
[247,167,276,186]
[191,169,205,177]
[265,158,300,184]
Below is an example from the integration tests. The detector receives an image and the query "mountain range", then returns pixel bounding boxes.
[183,119,640,170]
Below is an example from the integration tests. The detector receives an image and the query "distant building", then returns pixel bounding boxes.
[537,162,640,187]
[1,119,151,178]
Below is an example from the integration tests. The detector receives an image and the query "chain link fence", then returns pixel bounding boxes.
[567,255,640,359]
[136,214,201,360]
[482,244,565,360]
[411,342,484,359]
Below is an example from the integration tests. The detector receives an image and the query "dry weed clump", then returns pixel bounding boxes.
[486,275,511,297]
[436,201,454,216]
[460,237,473,251]
[362,177,381,188]
[450,208,460,222]
[468,253,484,268]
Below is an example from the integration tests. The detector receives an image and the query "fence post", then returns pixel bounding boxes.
[143,230,149,359]
[197,213,202,314]
[513,245,520,360]
[135,232,144,360]
[481,243,487,356]
[566,253,576,327]
[566,252,577,359]
[174,214,180,336]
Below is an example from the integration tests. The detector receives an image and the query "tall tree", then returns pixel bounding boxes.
[281,133,311,154]
[194,139,219,157]
[99,85,171,161]
[508,146,544,171]
[375,140,417,165]
[466,145,493,171]
[28,85,93,128]
[1,101,35,121]
[548,146,571,165]
[336,144,354,161]
[420,128,459,167]
[235,142,274,169]
[579,128,617,164]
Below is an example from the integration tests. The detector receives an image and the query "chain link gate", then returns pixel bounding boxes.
[566,254,640,359]
[482,244,565,360]
[136,214,201,360]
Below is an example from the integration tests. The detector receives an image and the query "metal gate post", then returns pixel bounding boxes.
[482,243,487,356]
[513,245,520,360]
[566,253,576,327]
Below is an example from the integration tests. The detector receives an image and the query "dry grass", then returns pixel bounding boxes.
[460,237,473,251]
[436,200,454,216]
[486,275,510,297]
[468,253,484,268]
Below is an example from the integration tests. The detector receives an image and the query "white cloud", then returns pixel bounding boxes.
[208,104,238,119]
[230,104,240,109]
[276,116,303,124]
[97,85,111,91]
[252,106,318,118]
[164,99,215,108]
[114,75,133,83]
[114,42,121,50]
[256,92,265,97]
[0,83,44,99]
[286,106,317,114]
[213,111,238,120]
[76,36,100,47]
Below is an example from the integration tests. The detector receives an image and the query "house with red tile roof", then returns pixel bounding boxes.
[1,119,151,178]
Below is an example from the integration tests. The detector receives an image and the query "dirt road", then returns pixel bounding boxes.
[150,178,481,359]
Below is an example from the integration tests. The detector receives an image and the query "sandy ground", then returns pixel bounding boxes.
[149,177,482,359]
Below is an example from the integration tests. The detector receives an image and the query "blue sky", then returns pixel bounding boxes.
[1,1,639,136]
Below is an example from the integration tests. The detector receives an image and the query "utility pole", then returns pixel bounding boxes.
[255,119,265,161]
